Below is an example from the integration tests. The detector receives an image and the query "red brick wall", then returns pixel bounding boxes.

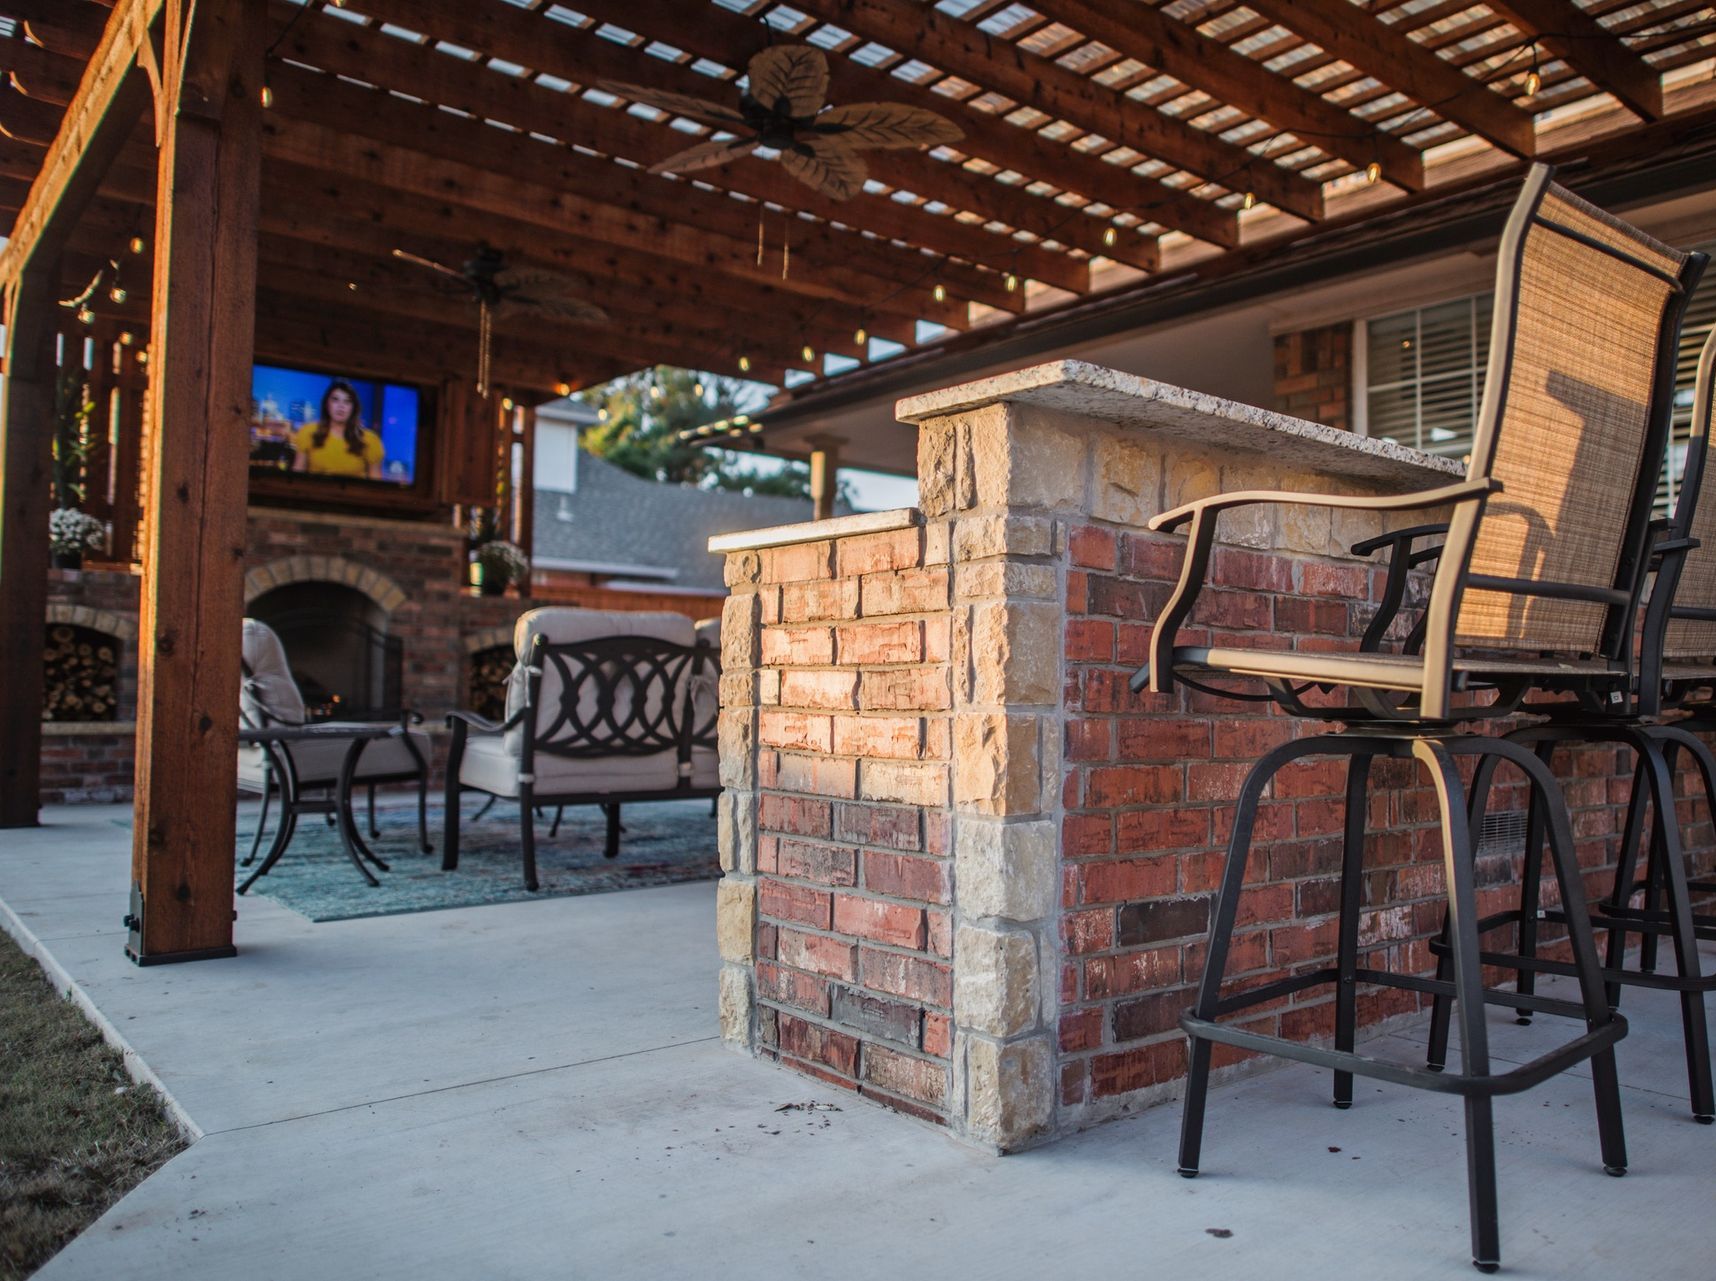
[1274,323,1352,432]
[1055,518,1715,1114]
[741,524,957,1123]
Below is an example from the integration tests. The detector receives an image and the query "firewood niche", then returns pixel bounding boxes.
[42,624,120,722]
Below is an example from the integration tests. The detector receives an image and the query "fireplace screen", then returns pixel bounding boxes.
[249,584,402,720]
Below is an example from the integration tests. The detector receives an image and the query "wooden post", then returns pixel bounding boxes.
[127,0,264,964]
[0,264,62,827]
[807,434,842,523]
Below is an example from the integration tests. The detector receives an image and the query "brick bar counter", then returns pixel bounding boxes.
[709,361,1716,1151]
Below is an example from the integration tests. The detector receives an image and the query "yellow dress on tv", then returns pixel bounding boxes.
[291,423,384,478]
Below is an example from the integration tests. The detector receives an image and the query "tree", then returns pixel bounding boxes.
[577,367,850,502]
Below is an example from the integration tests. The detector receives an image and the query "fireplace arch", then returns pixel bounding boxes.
[243,555,406,613]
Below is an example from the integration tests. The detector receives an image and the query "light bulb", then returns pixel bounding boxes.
[260,84,273,109]
[800,345,815,364]
[1524,68,1541,98]
[854,326,867,346]
[650,385,663,401]
[933,283,947,303]
[693,381,705,397]
[738,355,751,373]
[108,286,127,303]
[129,236,145,255]
[555,382,571,397]
[1365,161,1382,184]
[1103,225,1118,247]
[77,306,93,325]
[1242,191,1256,211]
[501,397,515,411]
[118,331,134,346]
[597,407,609,422]
[1005,273,1018,292]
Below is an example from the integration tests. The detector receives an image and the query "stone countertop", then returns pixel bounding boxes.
[895,359,1463,488]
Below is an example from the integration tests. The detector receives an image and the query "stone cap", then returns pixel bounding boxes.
[894,359,1462,488]
[708,507,920,554]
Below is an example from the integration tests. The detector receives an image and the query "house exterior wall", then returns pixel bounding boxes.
[1273,322,1352,432]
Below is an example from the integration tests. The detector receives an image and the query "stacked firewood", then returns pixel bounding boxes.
[42,625,119,722]
[468,645,513,722]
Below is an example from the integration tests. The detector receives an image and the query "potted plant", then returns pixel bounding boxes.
[474,538,528,596]
[49,372,103,569]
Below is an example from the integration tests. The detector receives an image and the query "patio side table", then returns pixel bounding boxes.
[237,723,407,893]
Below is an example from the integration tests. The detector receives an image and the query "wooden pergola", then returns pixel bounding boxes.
[1,0,1712,961]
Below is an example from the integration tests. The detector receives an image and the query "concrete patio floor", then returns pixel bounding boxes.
[2,804,1712,1280]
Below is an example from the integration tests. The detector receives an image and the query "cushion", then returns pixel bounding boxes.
[240,618,306,728]
[237,725,431,790]
[458,734,683,799]
[501,608,697,758]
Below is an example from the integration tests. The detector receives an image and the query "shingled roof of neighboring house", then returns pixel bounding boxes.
[533,447,845,592]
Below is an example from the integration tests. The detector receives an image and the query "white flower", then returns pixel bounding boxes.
[48,507,106,555]
[474,539,529,583]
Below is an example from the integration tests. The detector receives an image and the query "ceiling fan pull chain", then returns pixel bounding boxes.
[477,299,493,400]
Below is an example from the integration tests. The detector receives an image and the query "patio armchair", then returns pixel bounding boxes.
[442,607,720,891]
[237,618,434,864]
[1132,165,1705,1271]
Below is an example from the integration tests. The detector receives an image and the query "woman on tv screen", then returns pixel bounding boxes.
[291,379,383,480]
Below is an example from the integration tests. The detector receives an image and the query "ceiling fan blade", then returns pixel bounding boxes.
[390,248,467,281]
[594,80,746,131]
[815,102,965,150]
[779,138,867,201]
[746,45,829,118]
[504,296,611,327]
[648,136,759,177]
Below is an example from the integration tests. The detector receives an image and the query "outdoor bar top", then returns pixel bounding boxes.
[706,360,1560,1151]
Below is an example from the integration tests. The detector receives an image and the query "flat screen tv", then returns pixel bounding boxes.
[249,363,422,487]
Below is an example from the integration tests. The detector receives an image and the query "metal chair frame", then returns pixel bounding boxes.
[1133,165,1705,1272]
[443,633,720,890]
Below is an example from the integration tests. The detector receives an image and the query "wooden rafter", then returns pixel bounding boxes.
[1241,0,1538,160]
[1485,0,1665,121]
[785,0,1324,221]
[1030,0,1426,191]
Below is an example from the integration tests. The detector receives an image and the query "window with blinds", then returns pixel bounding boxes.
[1360,254,1714,514]
[1363,294,1493,463]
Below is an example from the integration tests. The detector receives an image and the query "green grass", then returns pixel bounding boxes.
[0,929,185,1280]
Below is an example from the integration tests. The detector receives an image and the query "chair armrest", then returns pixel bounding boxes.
[1351,524,1450,654]
[446,708,519,735]
[1148,478,1497,533]
[1349,522,1450,558]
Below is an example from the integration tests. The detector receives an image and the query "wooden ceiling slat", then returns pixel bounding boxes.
[263,66,1014,318]
[1240,0,1538,159]
[786,0,1324,220]
[565,0,1239,245]
[2,0,106,60]
[317,0,1150,270]
[269,5,1090,293]
[1033,0,1425,190]
[1484,0,1665,121]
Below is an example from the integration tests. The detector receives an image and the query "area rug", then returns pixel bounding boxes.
[228,797,719,922]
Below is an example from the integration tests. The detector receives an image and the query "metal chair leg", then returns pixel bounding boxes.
[416,767,432,855]
[243,783,273,868]
[520,791,540,891]
[602,802,623,859]
[1512,740,1556,1024]
[1604,757,1653,999]
[1413,739,1500,1273]
[1333,753,1373,1108]
[549,806,564,839]
[367,782,380,839]
[1427,750,1508,1073]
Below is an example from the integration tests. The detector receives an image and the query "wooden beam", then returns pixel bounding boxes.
[1484,1,1664,122]
[128,0,264,965]
[790,0,1322,221]
[493,0,1239,246]
[0,0,160,292]
[270,3,1092,292]
[0,261,57,826]
[1032,0,1426,191]
[3,0,109,60]
[324,0,1156,268]
[1242,0,1537,160]
[0,30,90,105]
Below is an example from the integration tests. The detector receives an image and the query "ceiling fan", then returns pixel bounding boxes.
[390,244,608,398]
[599,45,964,201]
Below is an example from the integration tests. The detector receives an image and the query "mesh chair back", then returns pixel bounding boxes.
[1452,173,1696,656]
[1663,327,1716,659]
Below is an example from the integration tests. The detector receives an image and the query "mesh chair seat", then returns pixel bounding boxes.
[1173,646,1617,694]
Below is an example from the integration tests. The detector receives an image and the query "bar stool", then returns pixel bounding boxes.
[1131,165,1704,1271]
[1423,325,1716,1122]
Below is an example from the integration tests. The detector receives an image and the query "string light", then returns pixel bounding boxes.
[1005,273,1018,293]
[800,344,815,364]
[260,84,273,109]
[649,384,663,401]
[738,354,751,373]
[501,396,515,411]
[119,331,134,346]
[1242,191,1256,212]
[1365,160,1382,185]
[693,380,705,397]
[129,236,145,255]
[597,407,610,422]
[1523,43,1542,99]
[555,381,572,397]
[854,326,867,346]
[108,285,127,303]
[933,283,947,303]
[1103,225,1118,248]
